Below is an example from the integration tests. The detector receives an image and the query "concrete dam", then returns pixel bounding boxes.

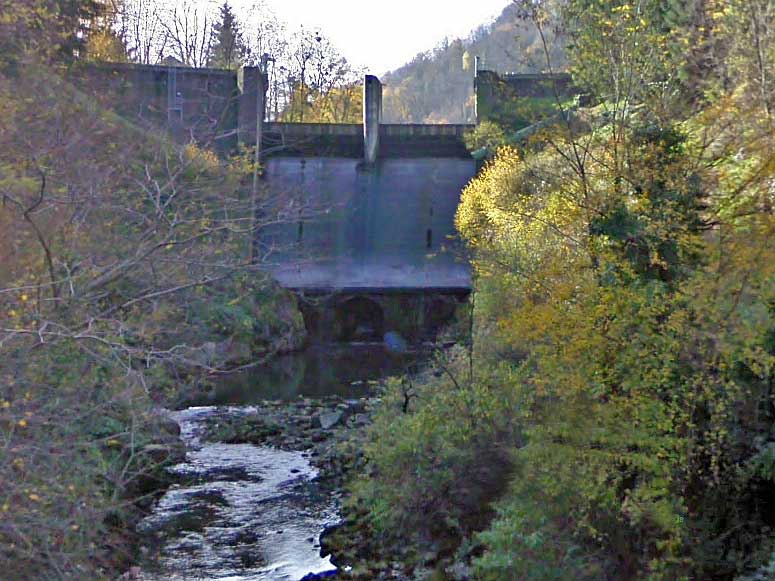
[78,62,570,341]
[258,76,475,341]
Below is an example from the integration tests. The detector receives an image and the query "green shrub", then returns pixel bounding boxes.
[349,348,521,557]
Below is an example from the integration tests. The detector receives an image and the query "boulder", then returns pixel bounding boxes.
[317,411,344,430]
[344,399,367,414]
[141,443,185,464]
[158,417,181,437]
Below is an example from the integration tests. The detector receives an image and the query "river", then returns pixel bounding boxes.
[137,344,417,580]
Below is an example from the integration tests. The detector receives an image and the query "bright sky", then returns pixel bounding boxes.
[233,0,509,76]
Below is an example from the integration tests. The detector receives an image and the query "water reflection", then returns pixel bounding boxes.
[181,344,420,408]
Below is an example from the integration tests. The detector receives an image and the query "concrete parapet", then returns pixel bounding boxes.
[379,124,474,158]
[259,122,472,158]
[263,123,364,157]
[266,123,363,136]
[380,124,473,137]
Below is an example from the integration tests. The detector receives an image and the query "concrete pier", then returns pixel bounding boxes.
[363,75,382,164]
[238,66,267,148]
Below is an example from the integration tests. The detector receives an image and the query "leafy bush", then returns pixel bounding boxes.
[347,348,520,564]
[464,121,507,152]
[0,54,302,577]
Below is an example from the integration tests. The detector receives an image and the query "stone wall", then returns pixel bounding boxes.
[75,62,242,152]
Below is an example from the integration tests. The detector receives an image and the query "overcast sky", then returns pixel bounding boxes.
[231,0,509,76]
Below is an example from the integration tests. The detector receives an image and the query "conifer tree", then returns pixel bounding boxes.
[208,2,246,70]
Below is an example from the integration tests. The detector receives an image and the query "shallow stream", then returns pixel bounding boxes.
[139,406,339,580]
[139,345,417,580]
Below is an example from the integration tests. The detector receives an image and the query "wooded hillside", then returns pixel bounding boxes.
[381,2,566,123]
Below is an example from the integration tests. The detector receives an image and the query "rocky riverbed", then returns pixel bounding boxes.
[129,394,383,580]
[187,395,467,581]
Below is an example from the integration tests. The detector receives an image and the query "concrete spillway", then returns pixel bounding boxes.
[263,157,474,292]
